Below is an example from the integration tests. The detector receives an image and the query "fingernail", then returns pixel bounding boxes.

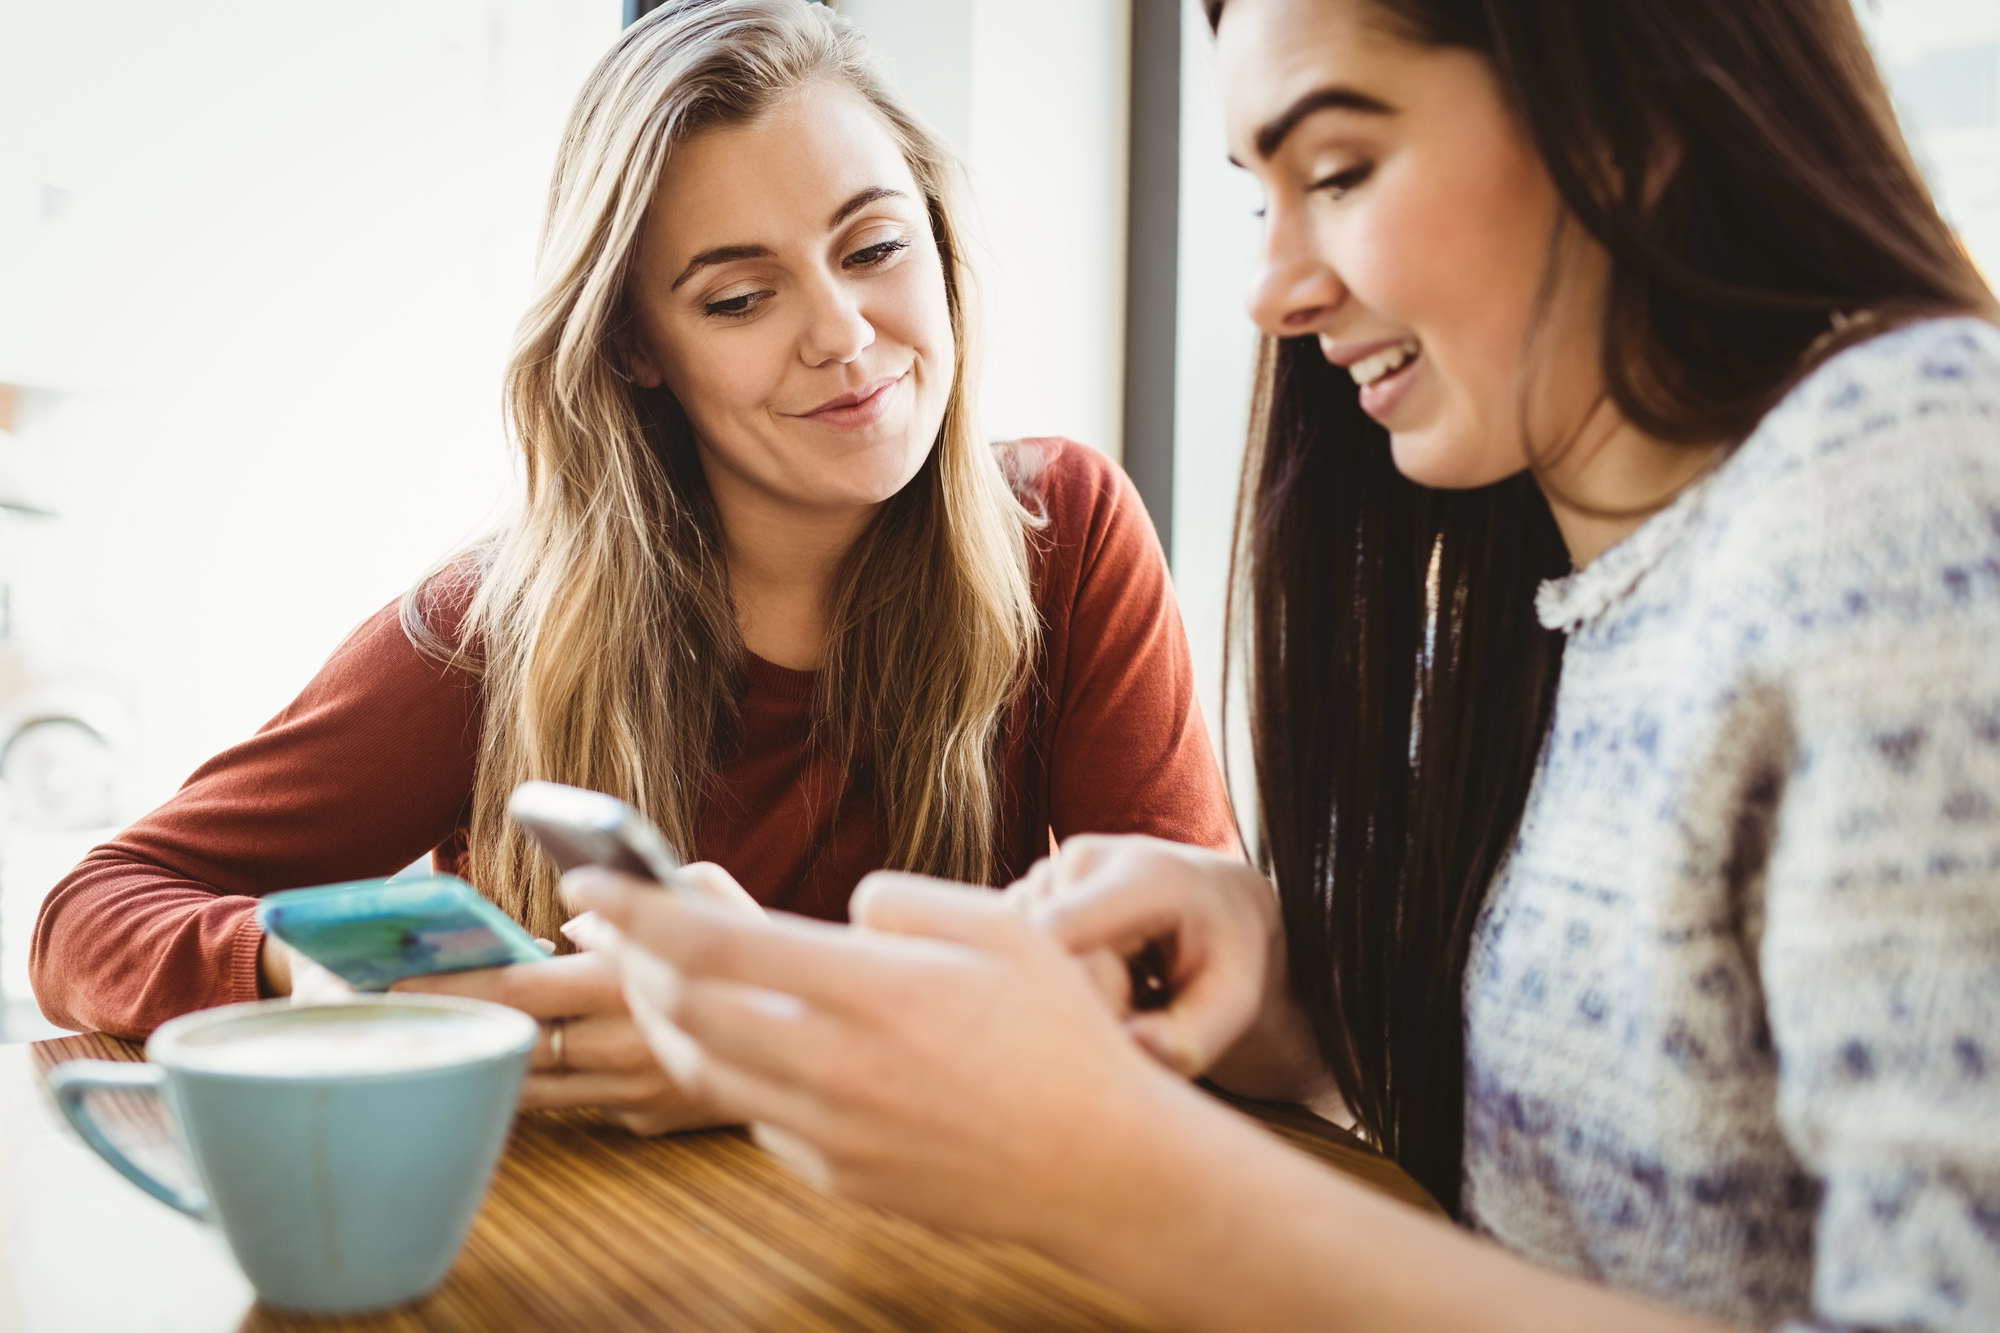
[561,867,616,909]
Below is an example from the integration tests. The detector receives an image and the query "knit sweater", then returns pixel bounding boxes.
[1462,318,2000,1332]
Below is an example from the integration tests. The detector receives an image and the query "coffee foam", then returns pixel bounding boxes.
[169,1007,528,1078]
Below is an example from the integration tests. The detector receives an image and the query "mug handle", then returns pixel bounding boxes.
[47,1060,210,1219]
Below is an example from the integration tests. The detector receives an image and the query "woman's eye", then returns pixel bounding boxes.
[844,238,909,269]
[1310,163,1372,200]
[702,290,765,319]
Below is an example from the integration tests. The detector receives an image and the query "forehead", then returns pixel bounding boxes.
[1213,0,1415,156]
[649,82,921,256]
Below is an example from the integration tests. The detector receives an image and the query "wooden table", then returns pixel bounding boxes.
[1,1032,1436,1331]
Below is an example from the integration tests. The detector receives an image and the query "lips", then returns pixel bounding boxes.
[798,375,903,419]
[1318,335,1425,423]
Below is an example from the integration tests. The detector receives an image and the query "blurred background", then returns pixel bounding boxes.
[0,0,1991,1037]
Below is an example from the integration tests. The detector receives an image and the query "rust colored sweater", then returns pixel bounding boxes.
[33,440,1235,1037]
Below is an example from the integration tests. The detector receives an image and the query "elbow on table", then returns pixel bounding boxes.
[25,859,198,1041]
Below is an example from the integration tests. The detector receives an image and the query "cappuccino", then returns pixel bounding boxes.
[170,1004,528,1078]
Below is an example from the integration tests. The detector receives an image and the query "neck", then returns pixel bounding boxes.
[704,466,876,673]
[1533,398,1722,569]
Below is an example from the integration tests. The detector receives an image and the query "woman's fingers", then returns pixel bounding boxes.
[1031,858,1215,956]
[392,950,621,1019]
[752,1121,835,1191]
[1012,837,1280,1079]
[1124,1012,1211,1079]
[559,910,620,953]
[850,872,1038,952]
[670,975,848,1089]
[567,868,911,1008]
[521,1068,662,1109]
[677,861,768,921]
[524,1004,654,1074]
[1078,946,1136,1014]
[287,951,355,1005]
[999,855,1056,910]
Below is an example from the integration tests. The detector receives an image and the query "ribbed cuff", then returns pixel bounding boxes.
[229,904,268,1004]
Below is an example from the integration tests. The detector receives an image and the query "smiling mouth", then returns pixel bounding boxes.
[1349,339,1421,387]
[799,374,904,418]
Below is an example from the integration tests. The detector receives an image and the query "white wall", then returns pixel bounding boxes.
[835,0,1132,458]
[1172,0,1265,832]
[1862,0,2000,281]
[0,2,619,815]
[0,1,624,1011]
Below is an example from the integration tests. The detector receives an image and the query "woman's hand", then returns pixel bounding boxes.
[394,860,765,1136]
[257,936,359,1003]
[564,866,1205,1247]
[392,947,726,1135]
[1010,835,1345,1119]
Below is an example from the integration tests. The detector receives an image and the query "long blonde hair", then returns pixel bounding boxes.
[405,0,1039,941]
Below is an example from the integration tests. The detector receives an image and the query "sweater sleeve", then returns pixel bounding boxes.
[30,584,485,1039]
[1033,441,1238,854]
[1758,347,2000,1332]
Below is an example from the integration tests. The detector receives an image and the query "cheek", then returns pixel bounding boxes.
[881,251,956,418]
[896,250,954,371]
[1347,161,1547,392]
[659,324,789,428]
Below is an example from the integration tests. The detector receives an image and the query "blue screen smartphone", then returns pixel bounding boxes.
[256,874,548,992]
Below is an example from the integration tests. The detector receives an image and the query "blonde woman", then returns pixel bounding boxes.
[31,0,1233,1134]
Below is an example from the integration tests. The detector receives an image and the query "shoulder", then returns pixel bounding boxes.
[394,550,487,672]
[1696,318,2000,623]
[992,437,1158,574]
[304,553,486,706]
[992,440,1179,678]
[1762,315,2000,449]
[1748,316,2000,489]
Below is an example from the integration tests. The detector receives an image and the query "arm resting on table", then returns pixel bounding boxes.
[31,584,485,1039]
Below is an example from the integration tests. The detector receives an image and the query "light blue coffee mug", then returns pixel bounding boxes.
[48,994,538,1314]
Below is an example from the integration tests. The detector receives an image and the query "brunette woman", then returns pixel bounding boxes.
[577,0,2000,1326]
[30,0,1233,1134]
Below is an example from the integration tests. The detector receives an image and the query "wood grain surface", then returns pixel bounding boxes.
[33,1031,1436,1331]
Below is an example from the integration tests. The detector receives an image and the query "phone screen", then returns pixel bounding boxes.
[257,875,548,991]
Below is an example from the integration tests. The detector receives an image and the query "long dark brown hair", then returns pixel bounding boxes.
[1211,0,1994,1213]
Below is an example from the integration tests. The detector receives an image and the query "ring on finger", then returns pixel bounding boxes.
[547,1016,568,1074]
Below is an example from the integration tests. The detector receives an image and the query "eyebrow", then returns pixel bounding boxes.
[668,186,912,292]
[670,244,772,291]
[1243,85,1395,162]
[828,185,906,228]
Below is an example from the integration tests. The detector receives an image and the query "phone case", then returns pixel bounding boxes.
[507,781,685,884]
[256,875,548,992]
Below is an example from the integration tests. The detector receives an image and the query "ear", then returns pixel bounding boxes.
[616,331,667,390]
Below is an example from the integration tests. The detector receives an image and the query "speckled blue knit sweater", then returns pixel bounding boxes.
[1461,318,2000,1332]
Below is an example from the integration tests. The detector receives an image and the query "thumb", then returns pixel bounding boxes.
[1125,1012,1208,1079]
[676,862,767,922]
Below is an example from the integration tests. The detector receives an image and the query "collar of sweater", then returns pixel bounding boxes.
[1534,459,1727,634]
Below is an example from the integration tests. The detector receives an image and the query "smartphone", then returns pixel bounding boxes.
[256,874,549,991]
[507,780,687,887]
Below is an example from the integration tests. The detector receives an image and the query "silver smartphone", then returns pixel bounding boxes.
[507,780,687,887]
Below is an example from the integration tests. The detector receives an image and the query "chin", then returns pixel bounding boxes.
[819,445,932,507]
[1388,425,1522,492]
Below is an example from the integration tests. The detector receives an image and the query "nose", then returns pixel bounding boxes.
[1246,202,1345,337]
[800,273,875,367]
